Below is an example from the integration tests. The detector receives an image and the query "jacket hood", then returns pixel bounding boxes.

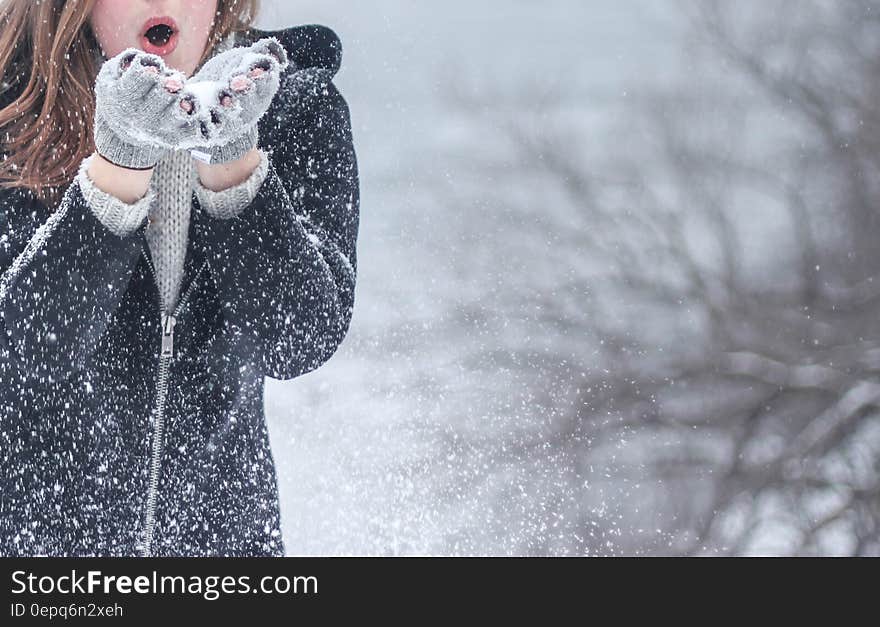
[235,24,343,80]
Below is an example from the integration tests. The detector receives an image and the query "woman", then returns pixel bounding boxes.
[0,0,360,556]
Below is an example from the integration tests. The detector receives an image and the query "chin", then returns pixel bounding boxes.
[147,50,193,76]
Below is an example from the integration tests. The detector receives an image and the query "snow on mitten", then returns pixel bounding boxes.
[178,38,289,164]
[93,48,192,169]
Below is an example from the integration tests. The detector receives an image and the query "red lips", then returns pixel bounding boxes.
[141,16,179,57]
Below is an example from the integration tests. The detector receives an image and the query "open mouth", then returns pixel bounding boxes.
[141,16,179,56]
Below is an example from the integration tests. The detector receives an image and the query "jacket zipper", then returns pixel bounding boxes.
[136,241,209,557]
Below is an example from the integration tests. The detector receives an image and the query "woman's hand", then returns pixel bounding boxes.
[92,48,193,169]
[176,38,290,164]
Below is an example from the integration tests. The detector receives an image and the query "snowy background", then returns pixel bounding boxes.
[256,0,880,556]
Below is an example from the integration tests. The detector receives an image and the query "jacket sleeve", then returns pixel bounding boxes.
[193,67,360,381]
[0,178,147,387]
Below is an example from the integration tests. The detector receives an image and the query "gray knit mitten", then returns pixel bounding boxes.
[177,38,290,164]
[93,48,191,169]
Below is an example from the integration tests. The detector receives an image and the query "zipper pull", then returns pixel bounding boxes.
[161,314,176,358]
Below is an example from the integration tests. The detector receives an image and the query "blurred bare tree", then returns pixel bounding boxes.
[422,0,880,555]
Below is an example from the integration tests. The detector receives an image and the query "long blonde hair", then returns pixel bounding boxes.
[0,0,260,207]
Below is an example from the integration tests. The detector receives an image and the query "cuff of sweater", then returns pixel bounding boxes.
[193,148,270,220]
[75,154,153,238]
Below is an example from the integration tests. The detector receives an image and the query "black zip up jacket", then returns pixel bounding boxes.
[0,24,359,556]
